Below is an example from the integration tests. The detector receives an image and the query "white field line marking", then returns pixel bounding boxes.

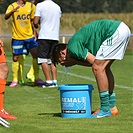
[23,86,56,99]
[7,60,56,100]
[58,71,133,91]
[7,60,132,91]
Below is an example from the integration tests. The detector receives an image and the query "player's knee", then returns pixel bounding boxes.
[92,64,103,75]
[13,56,19,62]
[0,64,9,79]
[3,65,9,77]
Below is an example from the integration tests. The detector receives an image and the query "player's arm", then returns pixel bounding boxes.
[61,59,92,67]
[30,3,38,40]
[69,52,95,67]
[61,53,93,67]
[33,1,41,29]
[86,52,95,65]
[4,5,20,20]
[33,16,40,29]
[31,19,38,40]
[75,59,93,66]
[0,39,4,48]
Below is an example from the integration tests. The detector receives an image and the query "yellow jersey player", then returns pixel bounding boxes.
[5,0,45,87]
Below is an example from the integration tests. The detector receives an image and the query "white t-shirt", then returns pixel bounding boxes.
[34,0,61,40]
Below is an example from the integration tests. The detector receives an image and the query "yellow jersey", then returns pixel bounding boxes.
[5,2,36,40]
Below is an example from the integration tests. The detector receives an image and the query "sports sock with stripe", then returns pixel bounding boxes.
[109,91,116,108]
[99,90,110,112]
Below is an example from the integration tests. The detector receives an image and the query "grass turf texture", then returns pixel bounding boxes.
[0,52,132,133]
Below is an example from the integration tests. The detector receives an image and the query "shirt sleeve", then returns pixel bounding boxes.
[34,3,41,17]
[68,41,88,61]
[5,4,14,14]
[31,3,36,19]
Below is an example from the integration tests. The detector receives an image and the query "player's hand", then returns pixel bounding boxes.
[60,60,76,67]
[12,6,20,13]
[59,54,76,67]
[34,31,38,41]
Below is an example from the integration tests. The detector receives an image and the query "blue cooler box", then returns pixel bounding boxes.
[58,84,94,118]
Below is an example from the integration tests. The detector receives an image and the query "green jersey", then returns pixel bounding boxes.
[68,19,121,60]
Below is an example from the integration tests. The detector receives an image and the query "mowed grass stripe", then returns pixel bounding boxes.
[7,59,133,91]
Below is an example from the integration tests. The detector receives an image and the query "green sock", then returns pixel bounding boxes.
[109,91,116,108]
[99,90,110,112]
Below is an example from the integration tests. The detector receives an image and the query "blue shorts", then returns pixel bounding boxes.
[11,37,38,55]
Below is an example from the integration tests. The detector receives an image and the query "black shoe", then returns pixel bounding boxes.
[41,82,55,88]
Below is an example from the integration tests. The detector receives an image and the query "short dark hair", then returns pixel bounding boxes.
[51,43,67,65]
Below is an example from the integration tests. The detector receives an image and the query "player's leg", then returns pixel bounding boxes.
[26,64,35,82]
[106,60,118,115]
[10,39,24,87]
[32,57,39,81]
[37,40,55,87]
[27,37,44,85]
[0,62,8,111]
[20,47,35,83]
[18,54,26,84]
[91,59,112,118]
[0,65,17,120]
[92,60,118,116]
[49,61,58,86]
[49,41,58,87]
[9,61,19,87]
[0,47,17,120]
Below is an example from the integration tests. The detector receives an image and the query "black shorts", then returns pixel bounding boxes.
[37,39,58,59]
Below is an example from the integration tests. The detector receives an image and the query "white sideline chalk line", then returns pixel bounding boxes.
[7,60,132,91]
[58,71,132,90]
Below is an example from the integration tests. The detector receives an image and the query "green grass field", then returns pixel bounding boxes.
[0,52,132,133]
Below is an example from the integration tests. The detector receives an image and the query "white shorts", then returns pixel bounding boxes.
[96,22,131,60]
[38,58,52,65]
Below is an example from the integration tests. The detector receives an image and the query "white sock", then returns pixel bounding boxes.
[46,80,53,83]
[53,80,57,83]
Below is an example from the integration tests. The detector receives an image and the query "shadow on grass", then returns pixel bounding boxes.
[38,111,96,118]
[38,112,61,117]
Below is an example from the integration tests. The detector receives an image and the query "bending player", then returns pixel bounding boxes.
[52,19,130,118]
